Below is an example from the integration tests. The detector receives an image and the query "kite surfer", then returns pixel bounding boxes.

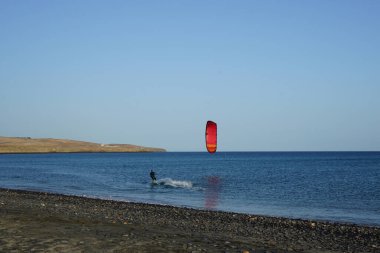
[150,169,157,182]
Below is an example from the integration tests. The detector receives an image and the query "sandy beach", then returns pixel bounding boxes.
[0,188,379,252]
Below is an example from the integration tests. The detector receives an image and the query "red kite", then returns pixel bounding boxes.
[205,121,217,153]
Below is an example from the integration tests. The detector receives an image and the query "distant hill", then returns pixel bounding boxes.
[0,137,166,153]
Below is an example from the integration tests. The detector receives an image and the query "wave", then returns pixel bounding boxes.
[154,178,193,189]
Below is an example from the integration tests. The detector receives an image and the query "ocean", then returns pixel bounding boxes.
[0,152,379,226]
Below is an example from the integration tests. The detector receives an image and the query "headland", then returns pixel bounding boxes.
[0,136,166,153]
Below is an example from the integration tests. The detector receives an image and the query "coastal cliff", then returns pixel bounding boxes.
[0,137,166,153]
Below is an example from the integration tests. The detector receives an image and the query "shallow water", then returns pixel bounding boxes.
[1,152,379,226]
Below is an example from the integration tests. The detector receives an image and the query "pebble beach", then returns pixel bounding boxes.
[0,188,379,252]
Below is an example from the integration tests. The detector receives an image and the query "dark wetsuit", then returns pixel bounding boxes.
[150,170,156,181]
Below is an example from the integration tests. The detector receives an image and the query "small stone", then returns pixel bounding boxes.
[249,217,257,222]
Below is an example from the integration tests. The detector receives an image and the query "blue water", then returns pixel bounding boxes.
[0,152,379,226]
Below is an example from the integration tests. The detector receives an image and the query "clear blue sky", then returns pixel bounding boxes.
[1,0,379,151]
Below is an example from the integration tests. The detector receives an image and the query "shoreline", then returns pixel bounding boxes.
[2,186,378,228]
[1,188,379,252]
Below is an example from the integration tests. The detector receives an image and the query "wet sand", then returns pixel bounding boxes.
[0,188,379,252]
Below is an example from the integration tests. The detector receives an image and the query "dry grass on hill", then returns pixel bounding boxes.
[0,137,165,153]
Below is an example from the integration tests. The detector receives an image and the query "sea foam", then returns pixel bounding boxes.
[156,178,193,189]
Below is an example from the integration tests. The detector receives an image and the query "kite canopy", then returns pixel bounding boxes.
[205,121,217,153]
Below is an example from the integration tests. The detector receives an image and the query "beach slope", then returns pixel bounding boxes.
[0,189,379,252]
